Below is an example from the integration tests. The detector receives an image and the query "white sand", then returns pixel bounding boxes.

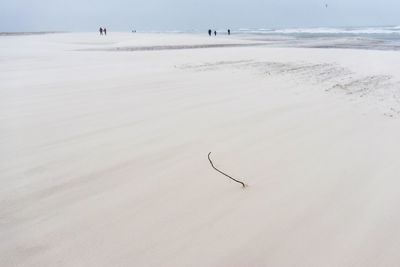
[2,33,400,267]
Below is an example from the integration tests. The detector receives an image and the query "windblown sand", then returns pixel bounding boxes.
[2,33,400,267]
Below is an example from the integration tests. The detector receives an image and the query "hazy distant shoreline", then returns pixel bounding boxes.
[0,31,66,36]
[3,26,400,51]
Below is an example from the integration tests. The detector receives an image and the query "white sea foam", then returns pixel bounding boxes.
[238,26,400,35]
[234,26,400,50]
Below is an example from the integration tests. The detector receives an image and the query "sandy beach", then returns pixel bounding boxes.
[2,32,400,266]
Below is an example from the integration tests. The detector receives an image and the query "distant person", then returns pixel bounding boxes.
[99,27,103,35]
[208,29,212,36]
[104,28,107,35]
[228,29,231,35]
[214,30,217,36]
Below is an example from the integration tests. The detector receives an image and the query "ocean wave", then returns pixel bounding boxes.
[238,26,400,35]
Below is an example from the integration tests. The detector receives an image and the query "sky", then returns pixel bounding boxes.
[1,0,400,32]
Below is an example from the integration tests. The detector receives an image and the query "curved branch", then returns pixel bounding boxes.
[208,152,247,188]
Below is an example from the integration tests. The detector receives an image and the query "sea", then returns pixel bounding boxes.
[232,26,400,51]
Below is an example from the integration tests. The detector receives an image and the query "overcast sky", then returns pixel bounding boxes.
[1,0,400,32]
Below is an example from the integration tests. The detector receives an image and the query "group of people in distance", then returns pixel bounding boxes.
[99,27,107,35]
[98,28,231,36]
[208,29,231,36]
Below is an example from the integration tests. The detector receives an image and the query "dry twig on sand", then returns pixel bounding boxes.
[208,152,247,188]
